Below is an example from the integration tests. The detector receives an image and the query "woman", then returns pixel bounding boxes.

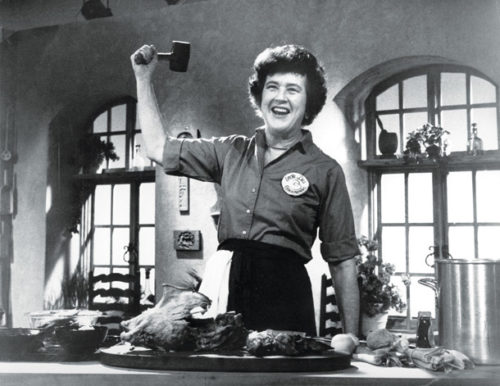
[131,44,360,340]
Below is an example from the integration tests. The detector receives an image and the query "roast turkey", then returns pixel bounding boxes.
[120,281,247,352]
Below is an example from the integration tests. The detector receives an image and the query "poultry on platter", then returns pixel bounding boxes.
[119,273,331,356]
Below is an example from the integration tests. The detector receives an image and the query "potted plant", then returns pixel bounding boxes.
[404,123,449,161]
[76,134,119,174]
[357,236,406,336]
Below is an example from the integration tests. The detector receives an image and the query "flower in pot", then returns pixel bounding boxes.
[357,236,406,337]
[406,123,449,160]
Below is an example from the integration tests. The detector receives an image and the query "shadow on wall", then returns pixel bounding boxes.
[43,96,132,308]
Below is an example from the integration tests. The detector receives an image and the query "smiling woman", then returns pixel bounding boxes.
[130,43,360,343]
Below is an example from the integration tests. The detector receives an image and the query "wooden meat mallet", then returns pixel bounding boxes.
[134,41,190,72]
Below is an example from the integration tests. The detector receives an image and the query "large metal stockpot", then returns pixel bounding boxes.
[419,259,500,365]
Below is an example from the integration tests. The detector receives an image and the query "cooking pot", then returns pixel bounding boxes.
[419,258,500,365]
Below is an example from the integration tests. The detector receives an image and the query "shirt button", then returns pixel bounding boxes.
[246,209,251,214]
[251,188,256,193]
[242,230,247,235]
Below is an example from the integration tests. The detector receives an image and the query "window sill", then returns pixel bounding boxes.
[358,150,500,172]
[73,167,155,182]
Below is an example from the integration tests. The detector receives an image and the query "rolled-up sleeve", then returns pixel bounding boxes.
[319,166,360,264]
[162,135,236,183]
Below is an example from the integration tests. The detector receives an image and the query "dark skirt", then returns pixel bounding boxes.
[219,239,316,336]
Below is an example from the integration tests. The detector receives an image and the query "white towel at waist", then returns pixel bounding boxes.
[197,250,233,318]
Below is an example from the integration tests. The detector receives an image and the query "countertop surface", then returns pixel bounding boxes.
[0,359,499,386]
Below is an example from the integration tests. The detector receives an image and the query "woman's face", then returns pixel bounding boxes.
[260,72,307,138]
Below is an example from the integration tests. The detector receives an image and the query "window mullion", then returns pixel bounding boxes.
[472,171,479,259]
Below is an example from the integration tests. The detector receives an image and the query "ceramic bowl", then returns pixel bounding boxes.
[55,325,108,354]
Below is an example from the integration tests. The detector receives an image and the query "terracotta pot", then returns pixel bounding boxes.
[361,312,389,337]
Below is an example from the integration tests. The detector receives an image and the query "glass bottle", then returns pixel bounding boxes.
[467,123,484,156]
[140,268,155,306]
[133,144,145,171]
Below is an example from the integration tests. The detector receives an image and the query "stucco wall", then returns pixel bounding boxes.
[3,0,500,326]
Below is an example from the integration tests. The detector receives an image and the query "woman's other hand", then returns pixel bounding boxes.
[131,45,158,81]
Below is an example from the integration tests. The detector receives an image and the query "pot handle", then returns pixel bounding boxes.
[418,278,440,304]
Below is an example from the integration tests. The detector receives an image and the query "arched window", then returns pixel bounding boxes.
[74,97,156,304]
[359,65,500,328]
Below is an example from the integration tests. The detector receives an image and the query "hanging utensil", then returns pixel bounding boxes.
[0,169,12,216]
[1,108,12,163]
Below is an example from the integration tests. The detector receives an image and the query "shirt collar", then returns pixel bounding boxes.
[255,127,313,153]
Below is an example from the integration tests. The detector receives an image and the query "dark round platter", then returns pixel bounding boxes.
[99,345,351,372]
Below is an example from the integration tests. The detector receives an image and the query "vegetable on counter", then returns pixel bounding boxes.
[353,329,475,373]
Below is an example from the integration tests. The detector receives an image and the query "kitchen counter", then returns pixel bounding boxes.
[0,360,498,386]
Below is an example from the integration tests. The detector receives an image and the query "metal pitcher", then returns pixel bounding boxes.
[419,257,500,365]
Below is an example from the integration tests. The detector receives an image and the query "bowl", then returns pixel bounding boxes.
[0,328,44,357]
[55,325,108,354]
[28,309,102,329]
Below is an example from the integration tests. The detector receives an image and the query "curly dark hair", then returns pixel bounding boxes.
[248,44,327,126]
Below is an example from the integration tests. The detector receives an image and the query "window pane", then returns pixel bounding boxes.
[112,227,130,266]
[93,111,108,133]
[471,76,496,104]
[409,226,434,273]
[403,75,427,109]
[411,277,436,318]
[381,226,406,272]
[109,135,126,169]
[403,112,428,143]
[113,184,130,225]
[476,170,500,223]
[440,109,467,152]
[478,226,500,260]
[376,114,400,156]
[448,226,475,259]
[376,84,398,111]
[471,107,498,150]
[139,183,155,224]
[94,185,111,225]
[441,73,466,106]
[139,226,155,266]
[408,173,433,223]
[111,104,127,132]
[381,174,405,223]
[389,277,407,316]
[447,171,473,223]
[93,227,110,265]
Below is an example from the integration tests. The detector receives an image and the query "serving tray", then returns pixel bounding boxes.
[99,344,351,372]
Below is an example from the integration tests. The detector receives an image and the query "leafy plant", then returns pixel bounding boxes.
[61,269,89,309]
[76,134,119,172]
[407,123,449,149]
[357,236,406,317]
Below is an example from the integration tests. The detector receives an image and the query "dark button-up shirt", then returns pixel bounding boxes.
[162,128,359,263]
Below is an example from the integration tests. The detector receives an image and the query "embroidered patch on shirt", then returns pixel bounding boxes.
[281,172,309,196]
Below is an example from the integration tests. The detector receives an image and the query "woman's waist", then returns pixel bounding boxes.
[218,238,308,262]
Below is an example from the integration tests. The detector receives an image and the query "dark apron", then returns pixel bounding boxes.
[219,239,316,336]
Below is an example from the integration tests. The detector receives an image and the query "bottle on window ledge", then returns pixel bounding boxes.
[140,268,155,306]
[467,123,484,156]
[133,144,145,171]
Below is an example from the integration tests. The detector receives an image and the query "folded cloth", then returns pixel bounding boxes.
[197,250,233,318]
